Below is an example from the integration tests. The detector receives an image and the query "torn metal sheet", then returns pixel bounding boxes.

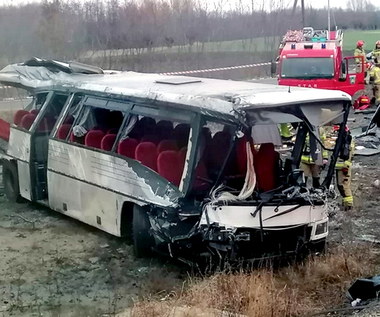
[348,276,380,301]
[0,59,351,126]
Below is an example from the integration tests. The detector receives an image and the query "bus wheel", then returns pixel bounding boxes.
[2,161,23,203]
[132,205,154,258]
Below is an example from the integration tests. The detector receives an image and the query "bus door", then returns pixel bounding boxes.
[29,93,70,201]
[6,92,51,201]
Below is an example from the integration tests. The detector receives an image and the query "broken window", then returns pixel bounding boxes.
[117,115,191,187]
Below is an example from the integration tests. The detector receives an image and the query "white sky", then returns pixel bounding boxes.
[0,0,378,10]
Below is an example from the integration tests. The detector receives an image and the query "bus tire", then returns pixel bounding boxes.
[2,161,23,203]
[132,205,154,258]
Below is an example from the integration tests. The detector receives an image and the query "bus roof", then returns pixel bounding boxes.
[0,59,351,122]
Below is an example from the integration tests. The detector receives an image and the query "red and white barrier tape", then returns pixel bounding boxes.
[159,62,272,76]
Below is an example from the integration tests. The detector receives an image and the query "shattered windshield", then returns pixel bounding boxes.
[281,57,334,79]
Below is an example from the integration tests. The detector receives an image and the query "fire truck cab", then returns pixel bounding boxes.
[277,27,366,103]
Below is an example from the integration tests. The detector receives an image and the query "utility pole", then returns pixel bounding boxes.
[327,0,331,38]
[292,0,305,28]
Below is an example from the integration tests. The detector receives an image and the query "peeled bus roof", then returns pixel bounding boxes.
[0,61,351,117]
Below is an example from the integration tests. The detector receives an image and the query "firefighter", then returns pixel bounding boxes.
[370,41,380,62]
[369,58,380,105]
[334,127,354,210]
[354,40,366,72]
[301,128,328,189]
[279,123,292,140]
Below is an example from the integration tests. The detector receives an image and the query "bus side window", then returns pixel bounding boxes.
[37,94,69,134]
[116,115,190,187]
[65,106,125,150]
[16,92,48,130]
[55,95,83,141]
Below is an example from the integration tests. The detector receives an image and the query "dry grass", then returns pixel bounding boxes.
[131,243,379,317]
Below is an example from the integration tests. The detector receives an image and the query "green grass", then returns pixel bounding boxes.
[81,29,379,62]
[343,29,380,51]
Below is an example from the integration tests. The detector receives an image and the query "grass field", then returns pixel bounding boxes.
[343,29,380,50]
[82,29,380,60]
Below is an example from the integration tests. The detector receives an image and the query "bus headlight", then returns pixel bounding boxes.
[315,221,328,235]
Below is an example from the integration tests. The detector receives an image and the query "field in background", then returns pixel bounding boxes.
[76,29,377,80]
[344,29,380,50]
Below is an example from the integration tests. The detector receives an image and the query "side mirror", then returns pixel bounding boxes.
[339,61,347,81]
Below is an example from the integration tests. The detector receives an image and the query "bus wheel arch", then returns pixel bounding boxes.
[132,204,155,258]
[120,201,155,257]
[2,159,23,203]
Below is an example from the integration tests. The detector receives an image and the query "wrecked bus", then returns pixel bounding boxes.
[0,58,351,263]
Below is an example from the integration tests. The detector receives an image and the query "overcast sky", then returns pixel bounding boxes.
[0,0,378,10]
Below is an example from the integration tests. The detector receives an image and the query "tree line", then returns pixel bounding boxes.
[0,0,379,67]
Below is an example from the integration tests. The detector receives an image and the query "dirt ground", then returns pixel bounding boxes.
[1,155,380,317]
[0,188,185,317]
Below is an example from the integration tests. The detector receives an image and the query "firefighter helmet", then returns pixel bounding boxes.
[357,40,364,47]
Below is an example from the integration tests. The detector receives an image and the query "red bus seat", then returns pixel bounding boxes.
[207,131,232,173]
[64,115,74,124]
[0,118,10,141]
[141,134,160,144]
[157,139,178,153]
[85,130,105,149]
[57,124,72,140]
[135,142,158,171]
[157,150,182,186]
[117,138,139,159]
[14,110,29,126]
[20,113,36,130]
[101,134,117,151]
[254,143,280,192]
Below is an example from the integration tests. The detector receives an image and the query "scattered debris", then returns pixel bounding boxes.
[348,275,380,301]
[88,257,99,264]
[373,180,380,188]
[351,298,362,307]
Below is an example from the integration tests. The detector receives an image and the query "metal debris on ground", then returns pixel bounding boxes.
[348,275,380,301]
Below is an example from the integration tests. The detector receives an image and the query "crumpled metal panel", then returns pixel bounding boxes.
[7,127,31,162]
[0,59,351,125]
[199,204,327,229]
[48,139,182,207]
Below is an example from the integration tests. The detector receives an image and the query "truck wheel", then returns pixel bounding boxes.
[2,161,23,203]
[132,205,154,258]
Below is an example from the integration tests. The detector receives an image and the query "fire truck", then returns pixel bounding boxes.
[277,27,369,109]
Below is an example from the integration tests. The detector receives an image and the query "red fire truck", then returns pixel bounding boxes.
[277,27,369,109]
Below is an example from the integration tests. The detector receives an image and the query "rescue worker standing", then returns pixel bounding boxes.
[354,40,366,72]
[334,128,354,210]
[370,41,380,62]
[301,128,328,189]
[369,58,380,105]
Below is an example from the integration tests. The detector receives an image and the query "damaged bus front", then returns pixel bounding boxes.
[150,91,351,263]
[0,59,351,264]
